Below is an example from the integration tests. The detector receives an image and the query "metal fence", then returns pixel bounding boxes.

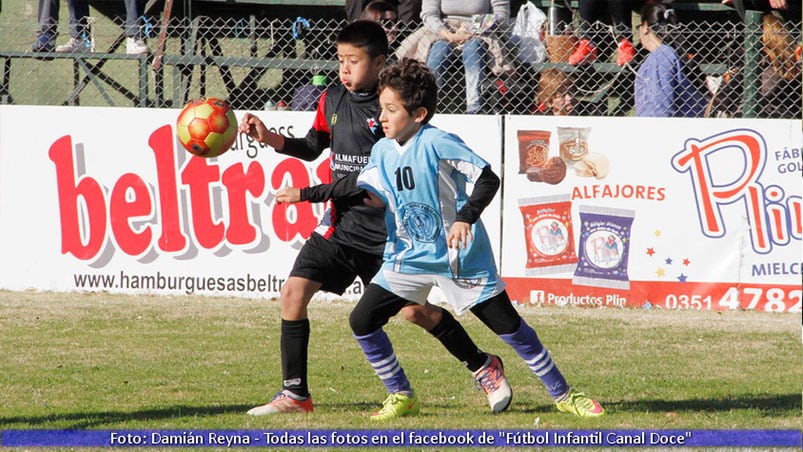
[1,12,800,118]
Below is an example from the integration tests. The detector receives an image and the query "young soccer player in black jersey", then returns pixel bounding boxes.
[238,20,511,416]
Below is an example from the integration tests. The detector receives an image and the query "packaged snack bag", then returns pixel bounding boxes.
[557,126,590,163]
[573,205,635,289]
[518,194,577,274]
[517,130,551,173]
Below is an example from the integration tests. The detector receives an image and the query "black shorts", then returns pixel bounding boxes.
[289,233,383,295]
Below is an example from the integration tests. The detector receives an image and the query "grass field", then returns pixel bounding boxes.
[0,289,800,447]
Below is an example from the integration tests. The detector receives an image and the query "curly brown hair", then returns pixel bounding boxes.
[536,68,574,107]
[763,12,800,82]
[378,58,438,123]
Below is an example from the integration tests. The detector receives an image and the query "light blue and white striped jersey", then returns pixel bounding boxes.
[357,124,498,278]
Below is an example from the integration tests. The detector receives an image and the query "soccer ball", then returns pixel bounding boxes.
[176,97,238,158]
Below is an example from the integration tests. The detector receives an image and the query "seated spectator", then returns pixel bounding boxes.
[671,10,799,120]
[32,0,150,54]
[421,0,510,114]
[346,0,422,26]
[124,0,150,55]
[569,0,635,66]
[758,11,801,118]
[634,1,707,117]
[361,0,400,44]
[33,0,90,53]
[534,68,576,115]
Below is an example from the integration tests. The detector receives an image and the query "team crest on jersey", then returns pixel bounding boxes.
[367,117,380,134]
[402,203,440,242]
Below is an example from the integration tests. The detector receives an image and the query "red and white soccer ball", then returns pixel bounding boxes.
[176,97,238,158]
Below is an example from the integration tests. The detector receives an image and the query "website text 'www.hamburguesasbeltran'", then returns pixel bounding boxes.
[73,271,286,294]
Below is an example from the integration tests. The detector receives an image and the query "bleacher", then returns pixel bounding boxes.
[0,0,799,117]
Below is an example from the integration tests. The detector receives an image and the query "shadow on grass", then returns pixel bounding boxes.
[513,393,801,416]
[0,402,391,429]
[0,405,253,429]
[2,394,798,428]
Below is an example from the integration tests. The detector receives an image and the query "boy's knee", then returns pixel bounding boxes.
[401,304,442,330]
[470,291,520,335]
[279,280,302,300]
[279,278,317,320]
[349,308,368,336]
[350,299,383,336]
[351,283,409,335]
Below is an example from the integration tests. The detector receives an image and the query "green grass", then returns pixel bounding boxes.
[0,289,800,437]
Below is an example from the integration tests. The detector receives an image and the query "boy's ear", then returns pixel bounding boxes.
[373,54,387,70]
[413,106,429,123]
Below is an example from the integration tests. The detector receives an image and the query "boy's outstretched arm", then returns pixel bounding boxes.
[277,173,369,205]
[279,92,331,161]
[275,187,302,204]
[302,173,363,202]
[239,112,286,150]
[238,92,331,162]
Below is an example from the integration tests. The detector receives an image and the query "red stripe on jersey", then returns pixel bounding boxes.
[315,91,335,240]
[318,154,333,184]
[321,216,336,239]
[311,90,330,133]
[315,204,338,239]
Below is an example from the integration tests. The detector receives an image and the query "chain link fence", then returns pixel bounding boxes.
[1,9,800,118]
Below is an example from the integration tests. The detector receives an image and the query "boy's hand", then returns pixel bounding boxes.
[238,112,267,140]
[239,112,284,149]
[447,222,473,249]
[276,187,302,204]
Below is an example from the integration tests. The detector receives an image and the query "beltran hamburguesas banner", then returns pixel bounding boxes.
[0,106,500,299]
[502,115,801,313]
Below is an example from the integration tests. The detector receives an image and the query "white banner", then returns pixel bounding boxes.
[501,115,801,312]
[2,106,798,312]
[0,106,501,299]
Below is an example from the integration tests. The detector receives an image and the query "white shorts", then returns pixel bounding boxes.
[372,269,506,315]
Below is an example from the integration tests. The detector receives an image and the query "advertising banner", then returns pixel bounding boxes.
[501,115,801,313]
[0,106,501,299]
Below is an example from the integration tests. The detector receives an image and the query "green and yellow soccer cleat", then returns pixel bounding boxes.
[555,389,604,417]
[370,392,420,421]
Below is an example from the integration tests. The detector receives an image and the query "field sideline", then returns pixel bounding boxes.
[1,289,800,444]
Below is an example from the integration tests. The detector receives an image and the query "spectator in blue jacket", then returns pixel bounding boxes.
[634,1,708,117]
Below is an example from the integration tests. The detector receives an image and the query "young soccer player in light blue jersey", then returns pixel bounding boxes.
[350,58,605,420]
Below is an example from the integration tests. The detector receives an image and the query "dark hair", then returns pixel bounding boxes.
[336,20,389,59]
[361,0,397,21]
[378,58,438,123]
[640,0,678,36]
